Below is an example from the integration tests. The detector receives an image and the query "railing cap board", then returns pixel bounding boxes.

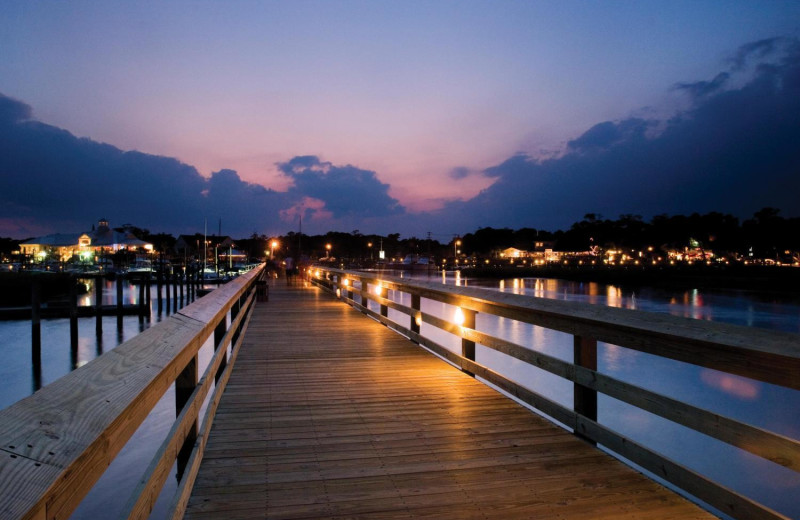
[0,267,262,520]
[327,269,800,388]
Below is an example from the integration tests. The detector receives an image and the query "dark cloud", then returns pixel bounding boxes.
[432,36,800,233]
[2,36,798,240]
[673,72,730,100]
[0,91,405,237]
[730,37,787,70]
[449,166,474,180]
[567,119,651,153]
[0,93,31,125]
[278,156,404,219]
[0,96,302,237]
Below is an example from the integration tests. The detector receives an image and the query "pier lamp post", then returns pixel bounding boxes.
[454,239,461,260]
[271,240,278,259]
[326,243,332,258]
[368,242,373,261]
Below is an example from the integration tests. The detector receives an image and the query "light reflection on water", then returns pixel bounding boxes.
[383,271,800,519]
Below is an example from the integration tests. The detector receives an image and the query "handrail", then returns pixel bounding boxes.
[0,264,265,520]
[310,266,800,520]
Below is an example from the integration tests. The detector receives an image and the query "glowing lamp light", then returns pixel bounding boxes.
[336,288,341,298]
[415,314,422,327]
[343,279,349,287]
[315,270,321,277]
[454,307,465,326]
[373,283,382,295]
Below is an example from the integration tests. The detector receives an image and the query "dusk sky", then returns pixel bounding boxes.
[1,1,799,239]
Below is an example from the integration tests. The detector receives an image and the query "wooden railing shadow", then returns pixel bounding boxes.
[0,265,265,520]
[311,267,800,520]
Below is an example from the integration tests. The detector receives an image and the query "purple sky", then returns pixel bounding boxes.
[1,2,799,238]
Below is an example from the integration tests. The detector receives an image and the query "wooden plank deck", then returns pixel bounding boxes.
[184,280,715,519]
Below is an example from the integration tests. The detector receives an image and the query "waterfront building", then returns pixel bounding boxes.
[19,233,92,262]
[18,219,153,263]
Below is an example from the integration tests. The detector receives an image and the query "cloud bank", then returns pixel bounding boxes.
[0,98,404,237]
[0,37,797,239]
[427,36,800,233]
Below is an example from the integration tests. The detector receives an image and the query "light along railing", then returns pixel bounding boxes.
[0,264,266,520]
[311,266,800,520]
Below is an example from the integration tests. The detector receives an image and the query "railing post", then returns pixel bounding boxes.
[360,281,367,308]
[175,354,198,481]
[410,294,421,338]
[379,286,388,318]
[461,309,476,377]
[574,335,598,443]
[214,316,228,383]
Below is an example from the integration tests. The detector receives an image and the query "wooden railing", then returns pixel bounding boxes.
[311,267,800,520]
[0,264,265,520]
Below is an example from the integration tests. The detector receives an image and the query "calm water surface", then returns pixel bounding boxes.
[0,278,218,520]
[2,273,799,518]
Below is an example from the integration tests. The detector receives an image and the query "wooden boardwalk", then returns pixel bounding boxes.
[184,280,715,519]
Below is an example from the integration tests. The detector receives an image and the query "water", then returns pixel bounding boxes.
[372,270,800,519]
[0,277,218,520]
[2,273,799,518]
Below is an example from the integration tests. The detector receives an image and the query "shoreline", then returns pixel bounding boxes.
[460,265,800,295]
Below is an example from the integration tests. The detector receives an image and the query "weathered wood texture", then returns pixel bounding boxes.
[184,280,714,520]
[0,267,263,520]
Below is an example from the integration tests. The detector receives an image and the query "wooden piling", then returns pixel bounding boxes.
[172,273,178,313]
[116,275,124,330]
[95,277,103,334]
[69,277,79,362]
[145,274,151,309]
[138,278,146,319]
[157,270,163,314]
[165,271,171,313]
[31,280,41,371]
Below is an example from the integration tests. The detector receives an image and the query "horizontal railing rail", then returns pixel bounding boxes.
[310,267,800,520]
[0,264,265,520]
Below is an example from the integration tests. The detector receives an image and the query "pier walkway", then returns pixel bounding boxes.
[184,280,713,519]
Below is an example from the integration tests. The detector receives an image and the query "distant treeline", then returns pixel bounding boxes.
[3,208,798,261]
[265,208,800,260]
[461,208,800,258]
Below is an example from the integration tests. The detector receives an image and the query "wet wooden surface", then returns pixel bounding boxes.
[184,279,714,519]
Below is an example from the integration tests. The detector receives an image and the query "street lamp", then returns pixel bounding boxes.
[454,238,461,259]
[368,242,373,261]
[326,243,332,258]
[271,240,278,259]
